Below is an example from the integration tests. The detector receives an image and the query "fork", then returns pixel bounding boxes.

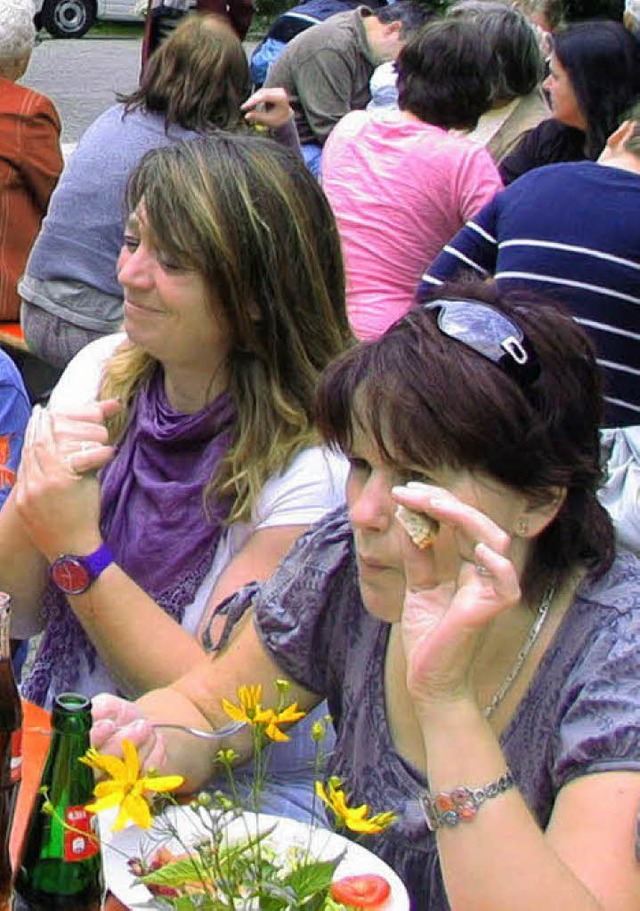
[150,720,246,741]
[24,720,246,742]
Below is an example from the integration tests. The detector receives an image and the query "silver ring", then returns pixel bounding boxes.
[475,563,490,577]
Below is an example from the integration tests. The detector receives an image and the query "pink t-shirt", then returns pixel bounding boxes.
[322,111,502,340]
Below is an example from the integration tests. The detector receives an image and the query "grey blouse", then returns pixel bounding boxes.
[216,508,640,910]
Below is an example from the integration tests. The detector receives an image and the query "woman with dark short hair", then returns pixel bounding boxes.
[93,281,640,909]
[322,18,502,340]
[447,1,550,162]
[500,19,640,183]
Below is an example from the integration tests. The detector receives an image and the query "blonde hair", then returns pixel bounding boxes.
[102,133,351,523]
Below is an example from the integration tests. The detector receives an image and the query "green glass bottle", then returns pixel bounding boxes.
[0,593,23,911]
[13,693,103,911]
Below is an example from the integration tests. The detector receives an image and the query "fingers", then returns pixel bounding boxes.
[25,406,115,480]
[241,87,293,128]
[392,481,511,557]
[91,694,167,771]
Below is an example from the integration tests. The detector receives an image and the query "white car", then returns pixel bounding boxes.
[34,0,144,39]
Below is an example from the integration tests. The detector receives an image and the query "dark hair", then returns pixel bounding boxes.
[118,13,251,132]
[553,20,640,157]
[375,1,435,36]
[397,19,495,130]
[448,1,545,101]
[316,282,615,601]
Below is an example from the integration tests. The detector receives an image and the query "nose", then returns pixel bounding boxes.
[348,471,393,534]
[117,244,154,292]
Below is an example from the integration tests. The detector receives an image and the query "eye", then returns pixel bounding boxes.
[347,457,371,476]
[122,234,140,253]
[158,251,188,273]
[397,469,432,486]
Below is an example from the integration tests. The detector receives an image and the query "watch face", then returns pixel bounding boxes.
[50,557,91,595]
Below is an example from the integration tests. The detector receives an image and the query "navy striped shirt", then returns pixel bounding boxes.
[420,162,640,427]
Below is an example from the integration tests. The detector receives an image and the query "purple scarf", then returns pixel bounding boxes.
[23,368,236,706]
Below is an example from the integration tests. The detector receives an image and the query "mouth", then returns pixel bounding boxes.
[124,299,161,315]
[357,555,390,573]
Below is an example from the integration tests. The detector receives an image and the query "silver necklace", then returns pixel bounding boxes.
[483,580,556,718]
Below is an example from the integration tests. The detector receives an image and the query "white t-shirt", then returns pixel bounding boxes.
[47,334,348,700]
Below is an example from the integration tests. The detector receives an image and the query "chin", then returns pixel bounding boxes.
[359,581,403,624]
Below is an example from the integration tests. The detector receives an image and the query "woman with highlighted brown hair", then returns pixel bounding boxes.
[3,129,351,756]
[91,282,639,909]
[19,13,297,373]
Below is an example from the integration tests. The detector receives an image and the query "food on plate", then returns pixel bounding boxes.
[330,873,392,908]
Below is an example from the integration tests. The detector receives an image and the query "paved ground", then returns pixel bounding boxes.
[25,37,142,145]
[25,35,259,147]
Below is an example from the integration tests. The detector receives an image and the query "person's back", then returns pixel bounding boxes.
[422,138,640,428]
[265,2,429,175]
[0,1,62,321]
[322,20,502,340]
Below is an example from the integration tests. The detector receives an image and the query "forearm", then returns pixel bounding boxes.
[66,561,208,697]
[136,685,253,793]
[0,489,48,637]
[418,699,603,911]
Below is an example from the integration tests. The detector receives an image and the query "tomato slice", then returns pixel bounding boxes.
[330,873,392,908]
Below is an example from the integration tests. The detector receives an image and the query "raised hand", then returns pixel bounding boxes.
[15,400,120,559]
[391,482,520,715]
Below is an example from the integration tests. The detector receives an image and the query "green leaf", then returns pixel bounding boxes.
[139,857,209,888]
[284,856,345,900]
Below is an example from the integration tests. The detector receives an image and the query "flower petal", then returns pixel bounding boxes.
[221,699,248,723]
[141,774,184,794]
[85,790,125,815]
[79,749,127,780]
[122,739,141,783]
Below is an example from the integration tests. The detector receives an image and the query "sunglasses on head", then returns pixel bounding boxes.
[424,298,541,392]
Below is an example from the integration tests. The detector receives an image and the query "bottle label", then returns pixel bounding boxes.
[10,729,22,784]
[63,806,100,861]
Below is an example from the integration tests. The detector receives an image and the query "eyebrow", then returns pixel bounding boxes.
[125,213,140,234]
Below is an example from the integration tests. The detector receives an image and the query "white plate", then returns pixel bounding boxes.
[100,807,410,909]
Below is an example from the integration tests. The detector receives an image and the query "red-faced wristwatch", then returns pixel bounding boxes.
[49,543,115,595]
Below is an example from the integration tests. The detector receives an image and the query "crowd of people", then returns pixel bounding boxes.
[1,0,639,907]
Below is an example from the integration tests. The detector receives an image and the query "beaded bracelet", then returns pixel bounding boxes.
[421,769,515,831]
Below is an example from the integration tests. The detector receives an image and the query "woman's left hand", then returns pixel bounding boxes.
[15,403,118,560]
[392,483,520,715]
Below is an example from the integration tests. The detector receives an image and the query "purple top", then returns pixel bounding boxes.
[216,508,640,909]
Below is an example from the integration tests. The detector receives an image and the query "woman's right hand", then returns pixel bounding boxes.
[241,87,294,130]
[91,693,167,772]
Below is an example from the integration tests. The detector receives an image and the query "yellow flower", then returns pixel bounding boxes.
[222,685,306,742]
[80,739,184,831]
[315,779,396,835]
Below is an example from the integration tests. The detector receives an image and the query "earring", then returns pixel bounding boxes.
[515,518,529,537]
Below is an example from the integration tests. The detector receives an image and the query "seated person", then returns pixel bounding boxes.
[250,0,386,88]
[264,1,430,176]
[20,14,298,372]
[447,1,549,163]
[322,19,502,340]
[366,3,550,165]
[93,282,640,910]
[421,107,640,552]
[6,132,352,820]
[499,20,640,184]
[0,348,30,511]
[0,0,62,321]
[141,0,255,71]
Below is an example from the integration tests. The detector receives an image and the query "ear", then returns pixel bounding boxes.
[515,487,567,539]
[384,20,403,36]
[605,120,635,154]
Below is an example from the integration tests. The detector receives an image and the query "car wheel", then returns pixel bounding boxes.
[41,0,97,38]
